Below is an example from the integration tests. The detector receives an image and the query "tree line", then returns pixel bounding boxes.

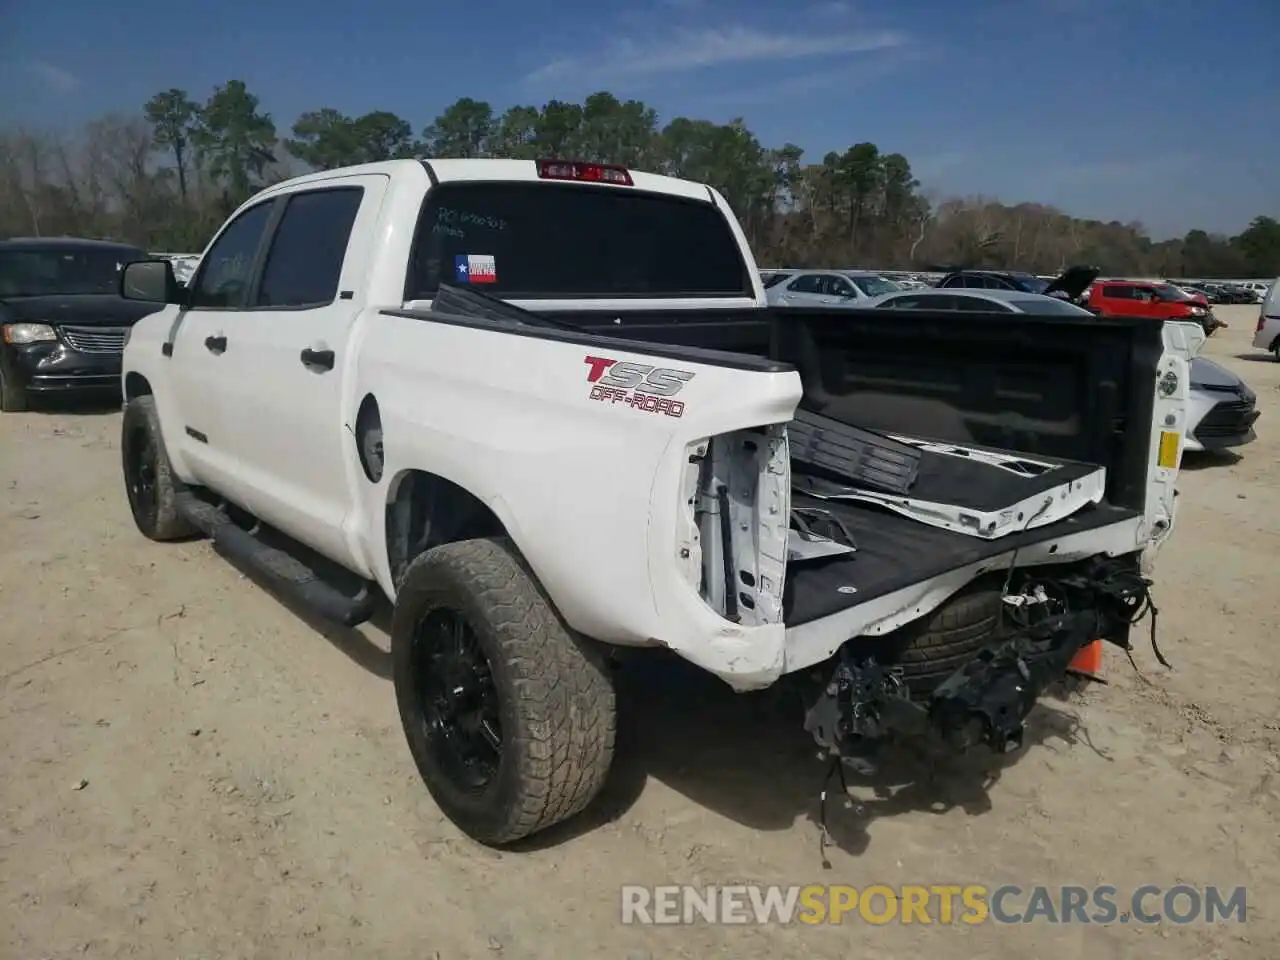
[1,79,1277,278]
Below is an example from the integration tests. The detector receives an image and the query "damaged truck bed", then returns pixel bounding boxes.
[551,299,1183,764]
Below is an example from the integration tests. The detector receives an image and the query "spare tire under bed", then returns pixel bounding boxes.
[866,576,1004,694]
[780,496,1140,694]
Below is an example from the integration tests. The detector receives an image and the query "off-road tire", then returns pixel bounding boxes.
[391,537,617,846]
[0,367,28,412]
[890,578,1004,694]
[121,396,195,541]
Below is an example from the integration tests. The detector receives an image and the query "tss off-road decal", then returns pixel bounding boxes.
[584,355,694,418]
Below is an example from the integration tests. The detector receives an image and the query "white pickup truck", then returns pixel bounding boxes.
[117,157,1201,846]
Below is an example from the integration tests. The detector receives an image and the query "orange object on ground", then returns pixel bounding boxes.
[1069,639,1103,675]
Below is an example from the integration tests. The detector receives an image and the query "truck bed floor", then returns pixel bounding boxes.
[784,496,1141,625]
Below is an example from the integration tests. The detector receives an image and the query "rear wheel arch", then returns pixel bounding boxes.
[384,469,509,589]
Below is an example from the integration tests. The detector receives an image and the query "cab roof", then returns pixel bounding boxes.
[255,157,715,204]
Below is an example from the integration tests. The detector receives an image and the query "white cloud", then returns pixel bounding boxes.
[524,25,907,86]
[26,60,79,93]
[688,45,921,111]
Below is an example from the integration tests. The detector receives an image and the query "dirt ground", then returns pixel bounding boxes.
[2,305,1277,959]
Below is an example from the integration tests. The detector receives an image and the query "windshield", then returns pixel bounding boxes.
[1008,297,1094,316]
[847,275,901,297]
[408,182,753,299]
[1155,284,1192,302]
[0,247,145,297]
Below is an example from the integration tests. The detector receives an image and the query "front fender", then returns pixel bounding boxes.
[121,307,192,481]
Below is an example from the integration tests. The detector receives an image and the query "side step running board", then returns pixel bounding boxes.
[790,409,922,495]
[176,493,376,627]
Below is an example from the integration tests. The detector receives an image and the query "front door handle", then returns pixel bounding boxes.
[204,335,227,354]
[300,347,335,371]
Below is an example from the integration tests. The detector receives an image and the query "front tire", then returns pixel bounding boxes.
[391,538,617,846]
[121,396,195,541]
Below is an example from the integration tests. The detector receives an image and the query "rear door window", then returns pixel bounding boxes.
[1101,284,1132,299]
[255,187,364,308]
[787,274,824,294]
[825,276,856,297]
[407,182,752,299]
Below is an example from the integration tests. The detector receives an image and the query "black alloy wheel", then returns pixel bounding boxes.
[411,608,504,791]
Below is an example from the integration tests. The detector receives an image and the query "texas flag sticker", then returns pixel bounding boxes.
[454,254,497,284]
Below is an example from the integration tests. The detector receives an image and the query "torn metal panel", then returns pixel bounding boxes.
[795,466,1107,540]
[695,425,790,626]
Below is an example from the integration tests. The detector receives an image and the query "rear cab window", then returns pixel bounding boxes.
[406,182,753,301]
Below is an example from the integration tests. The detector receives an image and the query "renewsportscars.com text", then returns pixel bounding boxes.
[620,884,1247,926]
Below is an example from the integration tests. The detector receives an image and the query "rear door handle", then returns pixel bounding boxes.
[300,347,335,371]
[204,335,227,354]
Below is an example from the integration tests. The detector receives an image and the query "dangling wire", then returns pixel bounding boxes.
[817,754,851,870]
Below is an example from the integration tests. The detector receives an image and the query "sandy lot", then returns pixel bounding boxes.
[2,305,1277,959]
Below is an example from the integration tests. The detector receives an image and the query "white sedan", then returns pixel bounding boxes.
[861,288,1260,453]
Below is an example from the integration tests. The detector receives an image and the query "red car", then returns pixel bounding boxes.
[1086,280,1224,335]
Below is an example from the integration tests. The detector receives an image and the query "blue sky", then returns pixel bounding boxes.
[2,0,1276,238]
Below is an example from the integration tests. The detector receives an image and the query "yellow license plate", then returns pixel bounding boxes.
[1157,431,1180,468]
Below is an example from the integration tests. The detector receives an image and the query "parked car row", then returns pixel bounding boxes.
[1171,280,1261,305]
[759,266,1265,454]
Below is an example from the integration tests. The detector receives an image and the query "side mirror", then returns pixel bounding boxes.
[120,259,182,304]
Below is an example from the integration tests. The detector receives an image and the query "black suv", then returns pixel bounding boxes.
[0,237,156,411]
[934,265,1099,302]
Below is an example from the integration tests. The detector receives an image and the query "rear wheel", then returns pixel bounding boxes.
[121,396,194,541]
[391,537,616,846]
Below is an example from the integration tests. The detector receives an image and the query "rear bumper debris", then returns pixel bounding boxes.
[802,557,1160,767]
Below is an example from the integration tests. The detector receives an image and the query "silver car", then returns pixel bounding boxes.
[765,269,902,306]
